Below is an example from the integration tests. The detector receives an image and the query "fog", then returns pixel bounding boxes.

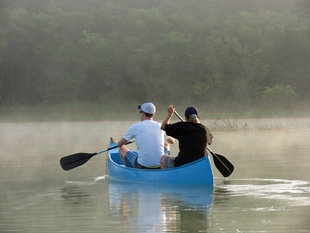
[0,0,309,115]
[1,118,310,181]
[1,1,310,231]
[1,0,310,207]
[1,120,310,232]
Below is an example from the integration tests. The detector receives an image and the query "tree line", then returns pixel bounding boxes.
[0,0,309,112]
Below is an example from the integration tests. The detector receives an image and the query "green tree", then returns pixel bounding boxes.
[262,84,298,110]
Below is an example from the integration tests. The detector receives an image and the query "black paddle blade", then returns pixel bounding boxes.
[211,152,234,177]
[60,152,96,171]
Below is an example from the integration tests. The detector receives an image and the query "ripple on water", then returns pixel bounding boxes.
[215,177,310,207]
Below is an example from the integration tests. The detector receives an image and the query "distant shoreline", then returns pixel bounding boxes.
[1,103,310,130]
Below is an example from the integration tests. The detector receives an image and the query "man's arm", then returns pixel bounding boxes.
[117,137,128,147]
[161,105,175,131]
[166,137,175,144]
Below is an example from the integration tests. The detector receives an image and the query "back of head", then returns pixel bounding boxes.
[138,102,156,118]
[185,106,200,123]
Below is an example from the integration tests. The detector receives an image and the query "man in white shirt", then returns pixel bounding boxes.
[117,102,173,169]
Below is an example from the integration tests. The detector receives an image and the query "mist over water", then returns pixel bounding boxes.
[1,0,310,231]
[1,119,310,232]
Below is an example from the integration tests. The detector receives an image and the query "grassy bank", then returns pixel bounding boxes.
[1,102,310,123]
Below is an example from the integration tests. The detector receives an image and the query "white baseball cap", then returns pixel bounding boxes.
[138,102,156,114]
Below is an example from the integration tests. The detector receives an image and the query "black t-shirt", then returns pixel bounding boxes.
[165,122,208,167]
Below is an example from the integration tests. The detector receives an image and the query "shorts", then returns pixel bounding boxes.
[124,151,138,168]
[124,151,160,169]
[162,156,175,168]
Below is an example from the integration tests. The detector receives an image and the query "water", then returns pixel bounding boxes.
[1,120,310,232]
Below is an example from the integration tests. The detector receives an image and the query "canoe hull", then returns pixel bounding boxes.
[107,140,213,185]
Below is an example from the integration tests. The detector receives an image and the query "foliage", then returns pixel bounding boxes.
[0,0,309,113]
[262,84,298,110]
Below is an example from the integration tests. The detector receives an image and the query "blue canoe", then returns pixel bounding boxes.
[107,139,214,185]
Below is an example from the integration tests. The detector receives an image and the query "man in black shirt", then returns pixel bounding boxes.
[160,105,213,168]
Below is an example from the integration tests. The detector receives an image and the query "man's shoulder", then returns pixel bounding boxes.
[166,121,185,131]
[171,121,189,127]
[131,120,160,129]
[142,119,161,126]
[174,122,206,130]
[129,121,141,128]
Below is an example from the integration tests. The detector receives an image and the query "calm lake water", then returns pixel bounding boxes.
[1,119,310,232]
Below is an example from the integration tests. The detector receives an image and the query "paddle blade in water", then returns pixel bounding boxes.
[211,152,234,177]
[60,152,96,171]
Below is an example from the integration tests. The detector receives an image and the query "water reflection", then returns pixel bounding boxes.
[108,180,214,232]
[60,184,92,205]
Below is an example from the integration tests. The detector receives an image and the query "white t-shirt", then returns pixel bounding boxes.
[123,120,165,167]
